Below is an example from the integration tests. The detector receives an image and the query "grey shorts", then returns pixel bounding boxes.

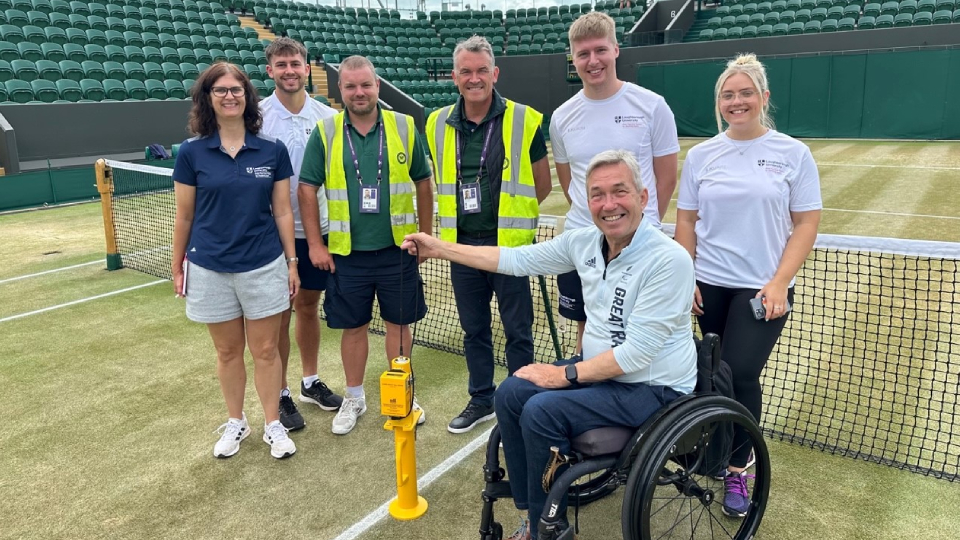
[185,254,290,324]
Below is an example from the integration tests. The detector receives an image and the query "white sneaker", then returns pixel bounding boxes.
[332,395,367,435]
[413,398,426,425]
[213,413,250,458]
[263,420,296,459]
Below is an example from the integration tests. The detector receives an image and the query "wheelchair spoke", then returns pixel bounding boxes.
[651,495,709,540]
[704,505,738,539]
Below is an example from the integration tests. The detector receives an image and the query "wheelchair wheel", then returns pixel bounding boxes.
[621,396,770,540]
[569,468,619,505]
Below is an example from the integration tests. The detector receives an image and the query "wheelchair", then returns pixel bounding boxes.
[478,334,771,540]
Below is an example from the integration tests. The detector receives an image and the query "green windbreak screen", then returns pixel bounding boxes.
[638,48,960,140]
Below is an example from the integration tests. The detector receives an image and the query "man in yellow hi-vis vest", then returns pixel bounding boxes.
[298,56,434,436]
[426,36,552,435]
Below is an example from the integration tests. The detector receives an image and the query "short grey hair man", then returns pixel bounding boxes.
[453,35,496,70]
[585,149,644,193]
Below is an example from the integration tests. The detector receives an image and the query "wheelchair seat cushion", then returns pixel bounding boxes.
[571,426,634,456]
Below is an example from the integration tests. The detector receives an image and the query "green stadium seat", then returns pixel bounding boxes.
[804,19,822,31]
[837,16,857,29]
[894,11,914,23]
[735,13,751,25]
[899,0,919,12]
[864,2,881,16]
[749,12,766,24]
[123,60,144,80]
[102,59,123,80]
[811,6,829,19]
[880,1,900,15]
[826,5,845,19]
[795,8,812,21]
[35,58,59,80]
[931,7,952,19]
[875,12,895,25]
[181,77,193,94]
[0,24,23,44]
[102,77,125,99]
[251,78,266,96]
[0,58,11,81]
[5,78,31,101]
[79,77,103,100]
[144,78,165,99]
[85,29,107,47]
[80,59,104,80]
[103,44,124,63]
[727,25,744,38]
[742,24,760,36]
[712,27,728,39]
[55,78,80,101]
[142,45,161,64]
[10,58,36,79]
[15,41,39,61]
[762,11,780,24]
[757,23,774,35]
[103,30,123,47]
[953,7,960,19]
[858,14,877,26]
[123,45,144,63]
[163,78,185,98]
[68,1,88,15]
[0,41,16,62]
[22,25,45,46]
[84,44,106,62]
[773,21,790,33]
[935,0,955,9]
[780,9,796,23]
[26,10,47,27]
[158,61,180,81]
[177,47,196,63]
[801,0,817,9]
[30,79,57,102]
[917,0,937,10]
[5,8,28,26]
[821,17,839,30]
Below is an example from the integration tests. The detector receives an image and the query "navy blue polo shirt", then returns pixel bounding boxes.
[173,131,294,273]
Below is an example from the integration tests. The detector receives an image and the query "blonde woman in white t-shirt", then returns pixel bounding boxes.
[675,54,822,518]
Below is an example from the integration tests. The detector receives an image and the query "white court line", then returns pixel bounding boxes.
[817,162,960,171]
[0,280,166,323]
[331,426,494,540]
[821,208,960,220]
[0,260,101,285]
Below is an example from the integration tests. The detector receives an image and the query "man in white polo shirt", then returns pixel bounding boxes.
[549,11,680,356]
[260,37,343,431]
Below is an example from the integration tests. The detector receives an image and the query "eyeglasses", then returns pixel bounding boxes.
[211,86,245,98]
[719,89,758,102]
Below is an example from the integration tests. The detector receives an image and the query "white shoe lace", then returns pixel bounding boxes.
[214,420,245,441]
[264,421,289,443]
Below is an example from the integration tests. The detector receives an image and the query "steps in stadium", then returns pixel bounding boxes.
[683,8,719,42]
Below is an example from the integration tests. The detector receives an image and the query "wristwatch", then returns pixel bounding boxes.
[564,363,579,386]
[286,256,299,264]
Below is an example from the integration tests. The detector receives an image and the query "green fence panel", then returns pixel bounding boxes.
[786,56,831,138]
[862,50,950,140]
[0,167,98,212]
[764,57,793,133]
[826,54,867,139]
[940,48,960,140]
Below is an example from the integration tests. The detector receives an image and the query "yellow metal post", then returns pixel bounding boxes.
[94,159,122,270]
[383,410,427,520]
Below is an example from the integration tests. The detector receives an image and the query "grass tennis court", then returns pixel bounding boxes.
[1,139,959,540]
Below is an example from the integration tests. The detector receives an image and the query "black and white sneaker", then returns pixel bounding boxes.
[447,402,496,434]
[299,380,344,411]
[279,394,305,431]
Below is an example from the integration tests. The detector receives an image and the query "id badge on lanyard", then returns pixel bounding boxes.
[457,123,494,215]
[345,122,385,214]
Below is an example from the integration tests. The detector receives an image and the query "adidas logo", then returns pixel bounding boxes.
[584,257,596,268]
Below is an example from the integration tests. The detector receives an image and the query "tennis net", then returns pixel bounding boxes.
[96,159,960,482]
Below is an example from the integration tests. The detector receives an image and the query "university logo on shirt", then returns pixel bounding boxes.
[758,159,766,167]
[614,115,622,124]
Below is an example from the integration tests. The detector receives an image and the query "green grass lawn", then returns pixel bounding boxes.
[1,139,959,539]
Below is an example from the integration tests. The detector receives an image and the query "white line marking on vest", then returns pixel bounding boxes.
[330,426,494,540]
[0,260,101,285]
[0,280,167,323]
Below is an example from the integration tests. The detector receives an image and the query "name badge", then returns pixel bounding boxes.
[461,182,481,214]
[360,185,380,213]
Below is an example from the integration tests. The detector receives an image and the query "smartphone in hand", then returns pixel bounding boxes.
[749,297,791,320]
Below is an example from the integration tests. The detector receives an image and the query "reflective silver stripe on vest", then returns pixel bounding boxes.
[322,117,337,180]
[326,188,349,201]
[329,220,350,233]
[502,103,528,196]
[437,183,457,195]
[392,213,417,225]
[439,216,458,229]
[394,111,411,159]
[433,106,453,175]
[498,216,538,230]
[389,182,413,195]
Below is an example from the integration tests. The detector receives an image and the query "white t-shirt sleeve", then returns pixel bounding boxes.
[789,147,823,212]
[676,149,699,211]
[651,97,681,157]
[549,114,568,164]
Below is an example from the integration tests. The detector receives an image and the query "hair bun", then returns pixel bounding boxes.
[731,53,759,67]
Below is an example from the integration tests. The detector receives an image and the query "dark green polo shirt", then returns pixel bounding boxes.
[441,90,548,236]
[300,108,432,251]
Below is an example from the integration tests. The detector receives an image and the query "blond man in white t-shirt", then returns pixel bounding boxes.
[260,38,343,431]
[549,12,680,355]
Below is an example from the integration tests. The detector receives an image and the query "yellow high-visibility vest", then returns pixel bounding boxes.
[317,110,417,256]
[426,100,542,247]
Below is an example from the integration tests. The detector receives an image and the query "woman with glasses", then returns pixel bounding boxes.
[171,62,300,460]
[674,53,822,516]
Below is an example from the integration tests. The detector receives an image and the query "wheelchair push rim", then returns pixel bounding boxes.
[622,397,770,540]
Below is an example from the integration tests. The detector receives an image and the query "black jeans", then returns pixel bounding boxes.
[695,281,794,467]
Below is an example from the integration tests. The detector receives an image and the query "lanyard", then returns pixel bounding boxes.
[344,121,384,185]
[455,122,495,185]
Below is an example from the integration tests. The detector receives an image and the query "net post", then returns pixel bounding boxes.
[537,274,564,361]
[94,159,122,271]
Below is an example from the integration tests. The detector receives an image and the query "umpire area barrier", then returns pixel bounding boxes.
[95,158,959,482]
[638,47,960,140]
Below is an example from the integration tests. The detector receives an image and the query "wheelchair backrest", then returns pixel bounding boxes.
[694,333,721,393]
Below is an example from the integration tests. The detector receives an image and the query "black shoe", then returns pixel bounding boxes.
[279,394,305,431]
[299,380,344,411]
[448,402,496,434]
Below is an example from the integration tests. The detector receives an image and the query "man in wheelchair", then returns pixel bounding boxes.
[404,149,707,538]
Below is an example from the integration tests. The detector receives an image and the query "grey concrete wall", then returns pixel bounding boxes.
[494,53,582,118]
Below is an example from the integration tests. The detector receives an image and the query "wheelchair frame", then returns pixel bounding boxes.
[478,334,771,540]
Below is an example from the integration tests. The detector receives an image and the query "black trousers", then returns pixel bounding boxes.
[695,281,794,468]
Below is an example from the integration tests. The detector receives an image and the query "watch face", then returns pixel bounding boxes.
[565,363,578,383]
